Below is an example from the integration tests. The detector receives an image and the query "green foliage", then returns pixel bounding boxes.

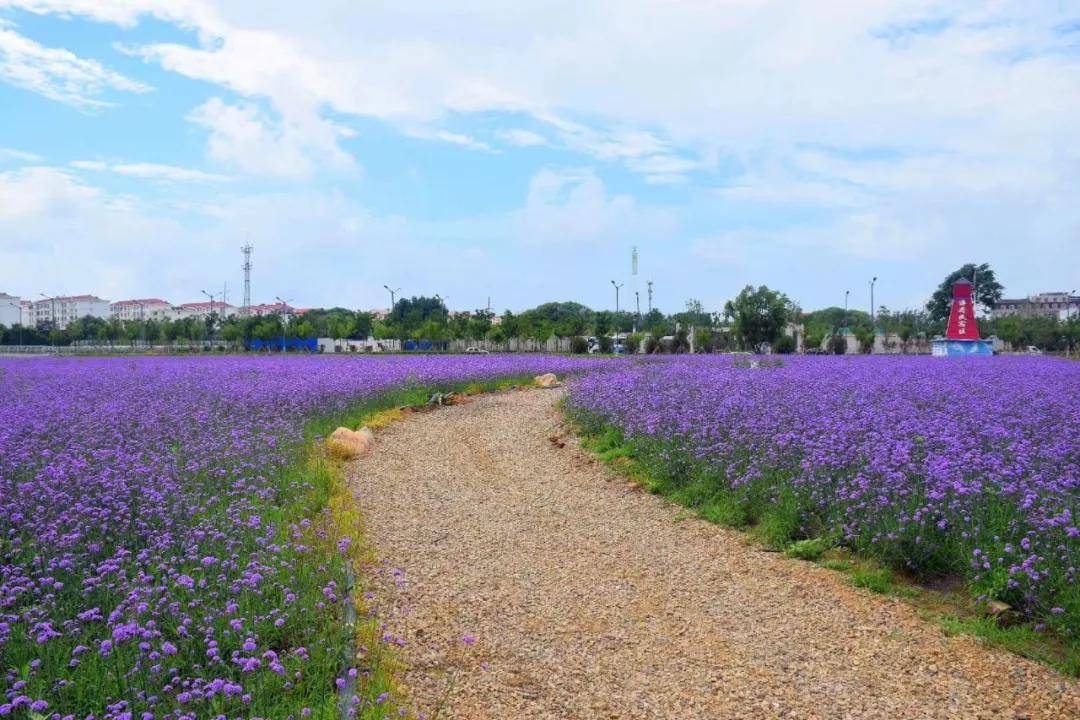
[986,313,1079,352]
[672,298,713,330]
[569,336,589,354]
[828,334,847,355]
[785,537,832,561]
[598,335,614,353]
[849,567,894,594]
[773,334,796,354]
[937,616,1079,677]
[855,328,876,354]
[623,332,643,355]
[927,263,1003,321]
[386,296,447,338]
[801,307,872,341]
[723,285,795,353]
[750,492,801,550]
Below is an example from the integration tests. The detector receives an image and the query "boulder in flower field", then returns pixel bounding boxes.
[534,373,560,388]
[327,427,374,459]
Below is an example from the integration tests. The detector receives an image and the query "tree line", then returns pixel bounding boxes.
[3,263,1077,352]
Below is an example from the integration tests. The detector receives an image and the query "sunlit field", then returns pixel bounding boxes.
[566,355,1079,634]
[0,355,601,719]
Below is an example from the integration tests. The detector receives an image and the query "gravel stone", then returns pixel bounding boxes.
[349,388,1079,720]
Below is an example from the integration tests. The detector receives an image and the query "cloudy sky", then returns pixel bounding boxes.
[1,1,1078,314]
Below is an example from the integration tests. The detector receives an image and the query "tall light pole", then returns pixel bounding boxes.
[634,290,640,332]
[611,281,623,341]
[611,281,622,313]
[275,295,293,352]
[844,290,850,330]
[647,280,654,313]
[201,289,219,345]
[870,276,877,327]
[383,285,400,309]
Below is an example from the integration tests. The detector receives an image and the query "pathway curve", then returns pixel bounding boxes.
[349,388,1077,720]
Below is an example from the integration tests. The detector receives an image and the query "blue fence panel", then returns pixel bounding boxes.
[246,337,318,352]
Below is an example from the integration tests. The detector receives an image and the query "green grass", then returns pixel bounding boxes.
[568,412,1079,678]
[938,616,1080,677]
[283,373,540,716]
[849,567,895,595]
[785,537,832,561]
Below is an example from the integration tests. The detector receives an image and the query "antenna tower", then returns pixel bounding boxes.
[241,243,253,317]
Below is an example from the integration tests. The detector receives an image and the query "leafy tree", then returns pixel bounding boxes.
[672,298,712,331]
[723,285,795,353]
[773,334,796,354]
[386,296,448,339]
[926,263,1003,321]
[642,308,669,337]
[467,310,493,340]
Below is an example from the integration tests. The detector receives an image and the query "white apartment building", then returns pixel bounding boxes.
[30,295,111,329]
[174,301,238,320]
[0,293,21,327]
[993,292,1080,321]
[246,302,296,319]
[111,298,174,322]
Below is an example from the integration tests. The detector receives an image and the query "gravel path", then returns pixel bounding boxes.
[349,388,1078,720]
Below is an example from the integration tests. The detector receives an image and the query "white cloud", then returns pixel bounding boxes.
[516,167,677,247]
[496,129,548,147]
[186,98,356,178]
[0,146,42,162]
[2,0,1079,307]
[0,23,150,109]
[404,127,495,153]
[69,160,230,182]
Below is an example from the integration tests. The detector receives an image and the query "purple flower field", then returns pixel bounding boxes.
[0,354,600,719]
[566,355,1079,633]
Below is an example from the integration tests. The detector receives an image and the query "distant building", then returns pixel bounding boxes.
[30,295,111,329]
[246,302,296,319]
[111,298,173,322]
[175,301,237,320]
[993,292,1079,320]
[0,293,21,327]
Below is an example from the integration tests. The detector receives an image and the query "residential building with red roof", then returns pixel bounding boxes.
[29,295,111,329]
[111,298,173,322]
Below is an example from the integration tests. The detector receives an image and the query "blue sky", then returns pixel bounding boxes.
[1,1,1078,315]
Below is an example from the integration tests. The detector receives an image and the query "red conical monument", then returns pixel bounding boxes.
[932,277,993,356]
[945,278,979,340]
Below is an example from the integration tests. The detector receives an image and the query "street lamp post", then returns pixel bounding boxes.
[611,280,623,345]
[844,290,850,331]
[635,290,640,333]
[647,280,654,313]
[275,295,293,352]
[201,290,219,348]
[870,276,877,327]
[383,285,400,309]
